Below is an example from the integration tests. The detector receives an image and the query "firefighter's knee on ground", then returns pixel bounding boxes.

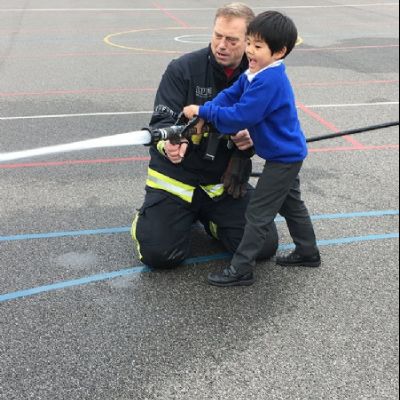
[139,244,187,269]
[131,219,187,269]
[141,246,186,269]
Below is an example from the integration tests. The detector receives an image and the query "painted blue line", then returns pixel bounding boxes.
[0,266,151,303]
[0,227,131,242]
[0,210,398,243]
[276,209,399,222]
[316,233,400,246]
[0,232,398,304]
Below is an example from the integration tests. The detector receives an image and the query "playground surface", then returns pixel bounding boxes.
[0,1,399,399]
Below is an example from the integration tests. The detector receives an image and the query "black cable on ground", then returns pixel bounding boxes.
[306,121,399,143]
[250,121,399,178]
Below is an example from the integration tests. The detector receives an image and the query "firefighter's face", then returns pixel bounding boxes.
[211,17,248,69]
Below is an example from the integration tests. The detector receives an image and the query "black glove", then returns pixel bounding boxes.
[221,149,253,199]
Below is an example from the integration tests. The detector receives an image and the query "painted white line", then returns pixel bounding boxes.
[0,111,153,121]
[305,101,399,108]
[0,3,398,12]
[1,103,398,121]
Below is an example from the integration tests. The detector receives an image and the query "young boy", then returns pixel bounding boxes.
[184,11,321,287]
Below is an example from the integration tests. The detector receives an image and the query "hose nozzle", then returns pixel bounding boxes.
[147,117,201,145]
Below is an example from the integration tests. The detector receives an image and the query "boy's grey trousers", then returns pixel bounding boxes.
[231,161,319,275]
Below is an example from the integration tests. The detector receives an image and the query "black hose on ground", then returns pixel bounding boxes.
[250,121,399,178]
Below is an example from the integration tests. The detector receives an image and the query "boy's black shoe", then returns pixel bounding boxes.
[276,251,321,268]
[208,266,255,287]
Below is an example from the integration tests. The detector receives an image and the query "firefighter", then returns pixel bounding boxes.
[132,3,279,268]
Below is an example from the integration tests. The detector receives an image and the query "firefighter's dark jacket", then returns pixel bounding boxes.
[148,46,249,188]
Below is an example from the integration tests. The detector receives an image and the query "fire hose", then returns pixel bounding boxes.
[0,118,398,164]
[251,120,400,177]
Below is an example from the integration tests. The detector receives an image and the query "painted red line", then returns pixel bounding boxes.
[295,79,399,88]
[5,50,178,60]
[0,88,156,97]
[309,144,399,153]
[0,26,137,35]
[153,2,191,28]
[298,102,365,147]
[0,80,396,98]
[0,156,150,169]
[3,44,399,61]
[1,145,398,170]
[296,44,399,53]
[0,19,397,35]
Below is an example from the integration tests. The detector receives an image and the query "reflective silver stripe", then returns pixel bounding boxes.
[146,169,224,202]
[147,170,194,203]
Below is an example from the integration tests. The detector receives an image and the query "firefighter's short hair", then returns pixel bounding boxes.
[215,3,255,26]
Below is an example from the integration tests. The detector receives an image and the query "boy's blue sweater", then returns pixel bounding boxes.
[198,63,308,163]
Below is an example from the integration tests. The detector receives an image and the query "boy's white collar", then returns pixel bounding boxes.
[245,60,284,82]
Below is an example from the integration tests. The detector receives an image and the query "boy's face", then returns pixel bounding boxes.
[246,35,286,73]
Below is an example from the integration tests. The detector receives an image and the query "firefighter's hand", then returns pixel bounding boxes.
[231,130,253,151]
[183,105,200,121]
[164,140,189,164]
[222,151,252,199]
[194,118,205,134]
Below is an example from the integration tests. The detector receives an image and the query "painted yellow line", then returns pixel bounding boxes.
[104,27,303,53]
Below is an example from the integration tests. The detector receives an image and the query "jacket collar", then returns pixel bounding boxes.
[245,60,284,83]
[208,45,249,83]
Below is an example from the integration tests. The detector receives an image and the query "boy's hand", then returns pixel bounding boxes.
[183,105,200,121]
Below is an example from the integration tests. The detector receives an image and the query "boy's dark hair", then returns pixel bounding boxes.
[247,11,298,58]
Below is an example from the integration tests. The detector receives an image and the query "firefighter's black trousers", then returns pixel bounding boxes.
[132,187,279,269]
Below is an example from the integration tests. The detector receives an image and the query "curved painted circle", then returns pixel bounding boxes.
[174,34,211,44]
[104,27,304,53]
[104,27,208,54]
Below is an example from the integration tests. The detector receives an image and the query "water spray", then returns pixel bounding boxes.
[0,117,199,163]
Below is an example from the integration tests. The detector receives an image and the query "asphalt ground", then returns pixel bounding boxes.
[0,1,399,399]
